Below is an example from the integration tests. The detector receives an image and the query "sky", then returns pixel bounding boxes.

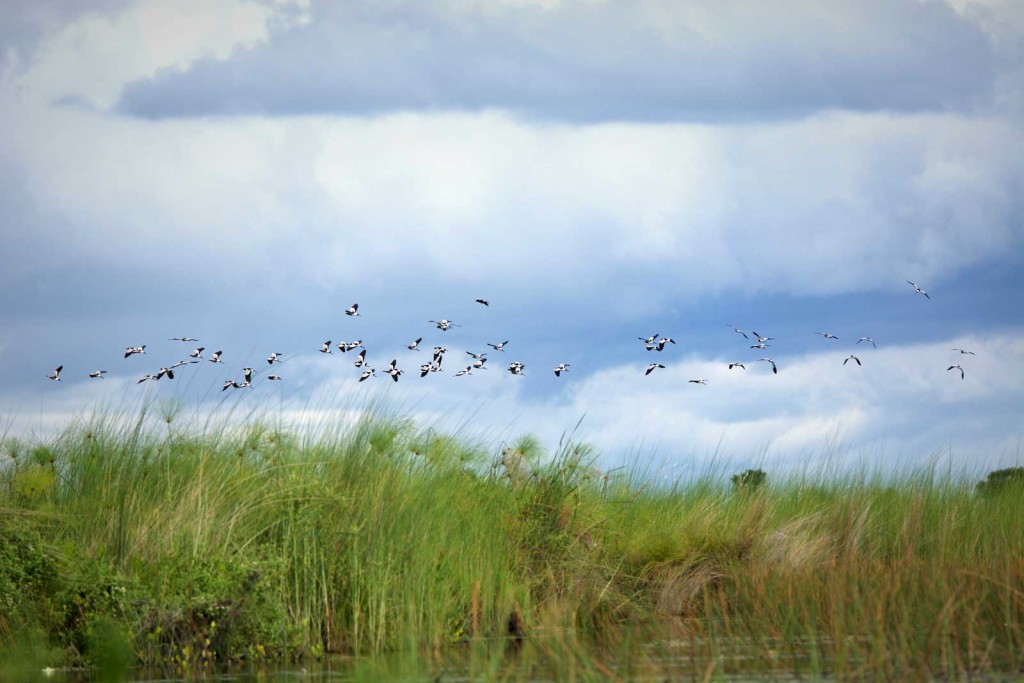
[2,0,1023,478]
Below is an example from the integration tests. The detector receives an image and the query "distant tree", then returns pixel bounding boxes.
[976,467,1024,496]
[732,468,767,492]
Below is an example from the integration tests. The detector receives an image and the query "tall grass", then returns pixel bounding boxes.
[0,405,1022,679]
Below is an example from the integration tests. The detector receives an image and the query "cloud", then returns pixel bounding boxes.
[114,0,1005,122]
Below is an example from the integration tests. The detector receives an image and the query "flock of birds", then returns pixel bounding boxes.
[43,281,975,389]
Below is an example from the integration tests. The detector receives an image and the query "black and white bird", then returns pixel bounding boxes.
[209,350,224,363]
[728,363,746,370]
[639,333,660,344]
[749,342,770,350]
[267,374,282,381]
[190,347,205,359]
[951,348,976,355]
[48,366,63,381]
[466,351,487,360]
[267,352,283,365]
[843,355,861,366]
[124,345,146,358]
[222,379,240,391]
[472,357,488,369]
[169,337,199,342]
[646,337,676,351]
[725,324,748,340]
[430,319,459,331]
[385,359,403,382]
[407,337,422,351]
[169,359,198,369]
[359,369,376,382]
[156,367,175,380]
[454,367,473,377]
[338,340,363,352]
[907,281,930,299]
[345,303,360,316]
[319,341,332,354]
[508,361,525,375]
[948,364,965,379]
[645,363,665,376]
[857,337,877,349]
[688,379,708,385]
[554,363,570,377]
[488,340,509,352]
[752,332,774,344]
[88,370,107,379]
[758,358,778,374]
[816,332,839,340]
[242,368,253,384]
[353,349,367,368]
[475,298,490,306]
[419,363,432,378]
[138,374,157,384]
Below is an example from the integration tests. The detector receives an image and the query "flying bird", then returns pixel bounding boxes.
[947,364,965,379]
[907,281,930,299]
[242,368,253,384]
[124,345,146,358]
[190,347,205,359]
[359,369,376,382]
[844,355,861,366]
[728,363,746,370]
[169,337,199,342]
[752,332,774,344]
[222,379,240,391]
[138,374,157,384]
[419,363,432,378]
[856,337,877,349]
[725,324,748,340]
[466,351,487,360]
[169,359,198,369]
[48,366,63,382]
[688,379,708,385]
[475,298,490,306]
[645,363,665,376]
[816,332,839,340]
[554,363,570,377]
[267,374,282,381]
[639,333,660,344]
[156,367,175,380]
[407,337,422,351]
[267,352,283,365]
[650,337,676,352]
[508,361,525,375]
[951,348,976,355]
[88,370,107,379]
[209,350,224,363]
[758,358,778,374]
[488,340,509,352]
[454,367,473,377]
[345,303,360,316]
[749,342,770,350]
[353,349,367,368]
[385,359,403,382]
[319,341,332,354]
[430,319,459,331]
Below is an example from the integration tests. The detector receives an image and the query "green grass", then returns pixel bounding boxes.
[1,404,1022,680]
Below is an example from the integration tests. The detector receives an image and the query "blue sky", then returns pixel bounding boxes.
[2,0,1022,476]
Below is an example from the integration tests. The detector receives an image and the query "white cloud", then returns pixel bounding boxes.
[14,0,274,107]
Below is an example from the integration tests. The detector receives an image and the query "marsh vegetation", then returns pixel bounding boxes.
[1,406,1022,680]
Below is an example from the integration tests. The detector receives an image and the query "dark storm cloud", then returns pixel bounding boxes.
[116,0,1001,122]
